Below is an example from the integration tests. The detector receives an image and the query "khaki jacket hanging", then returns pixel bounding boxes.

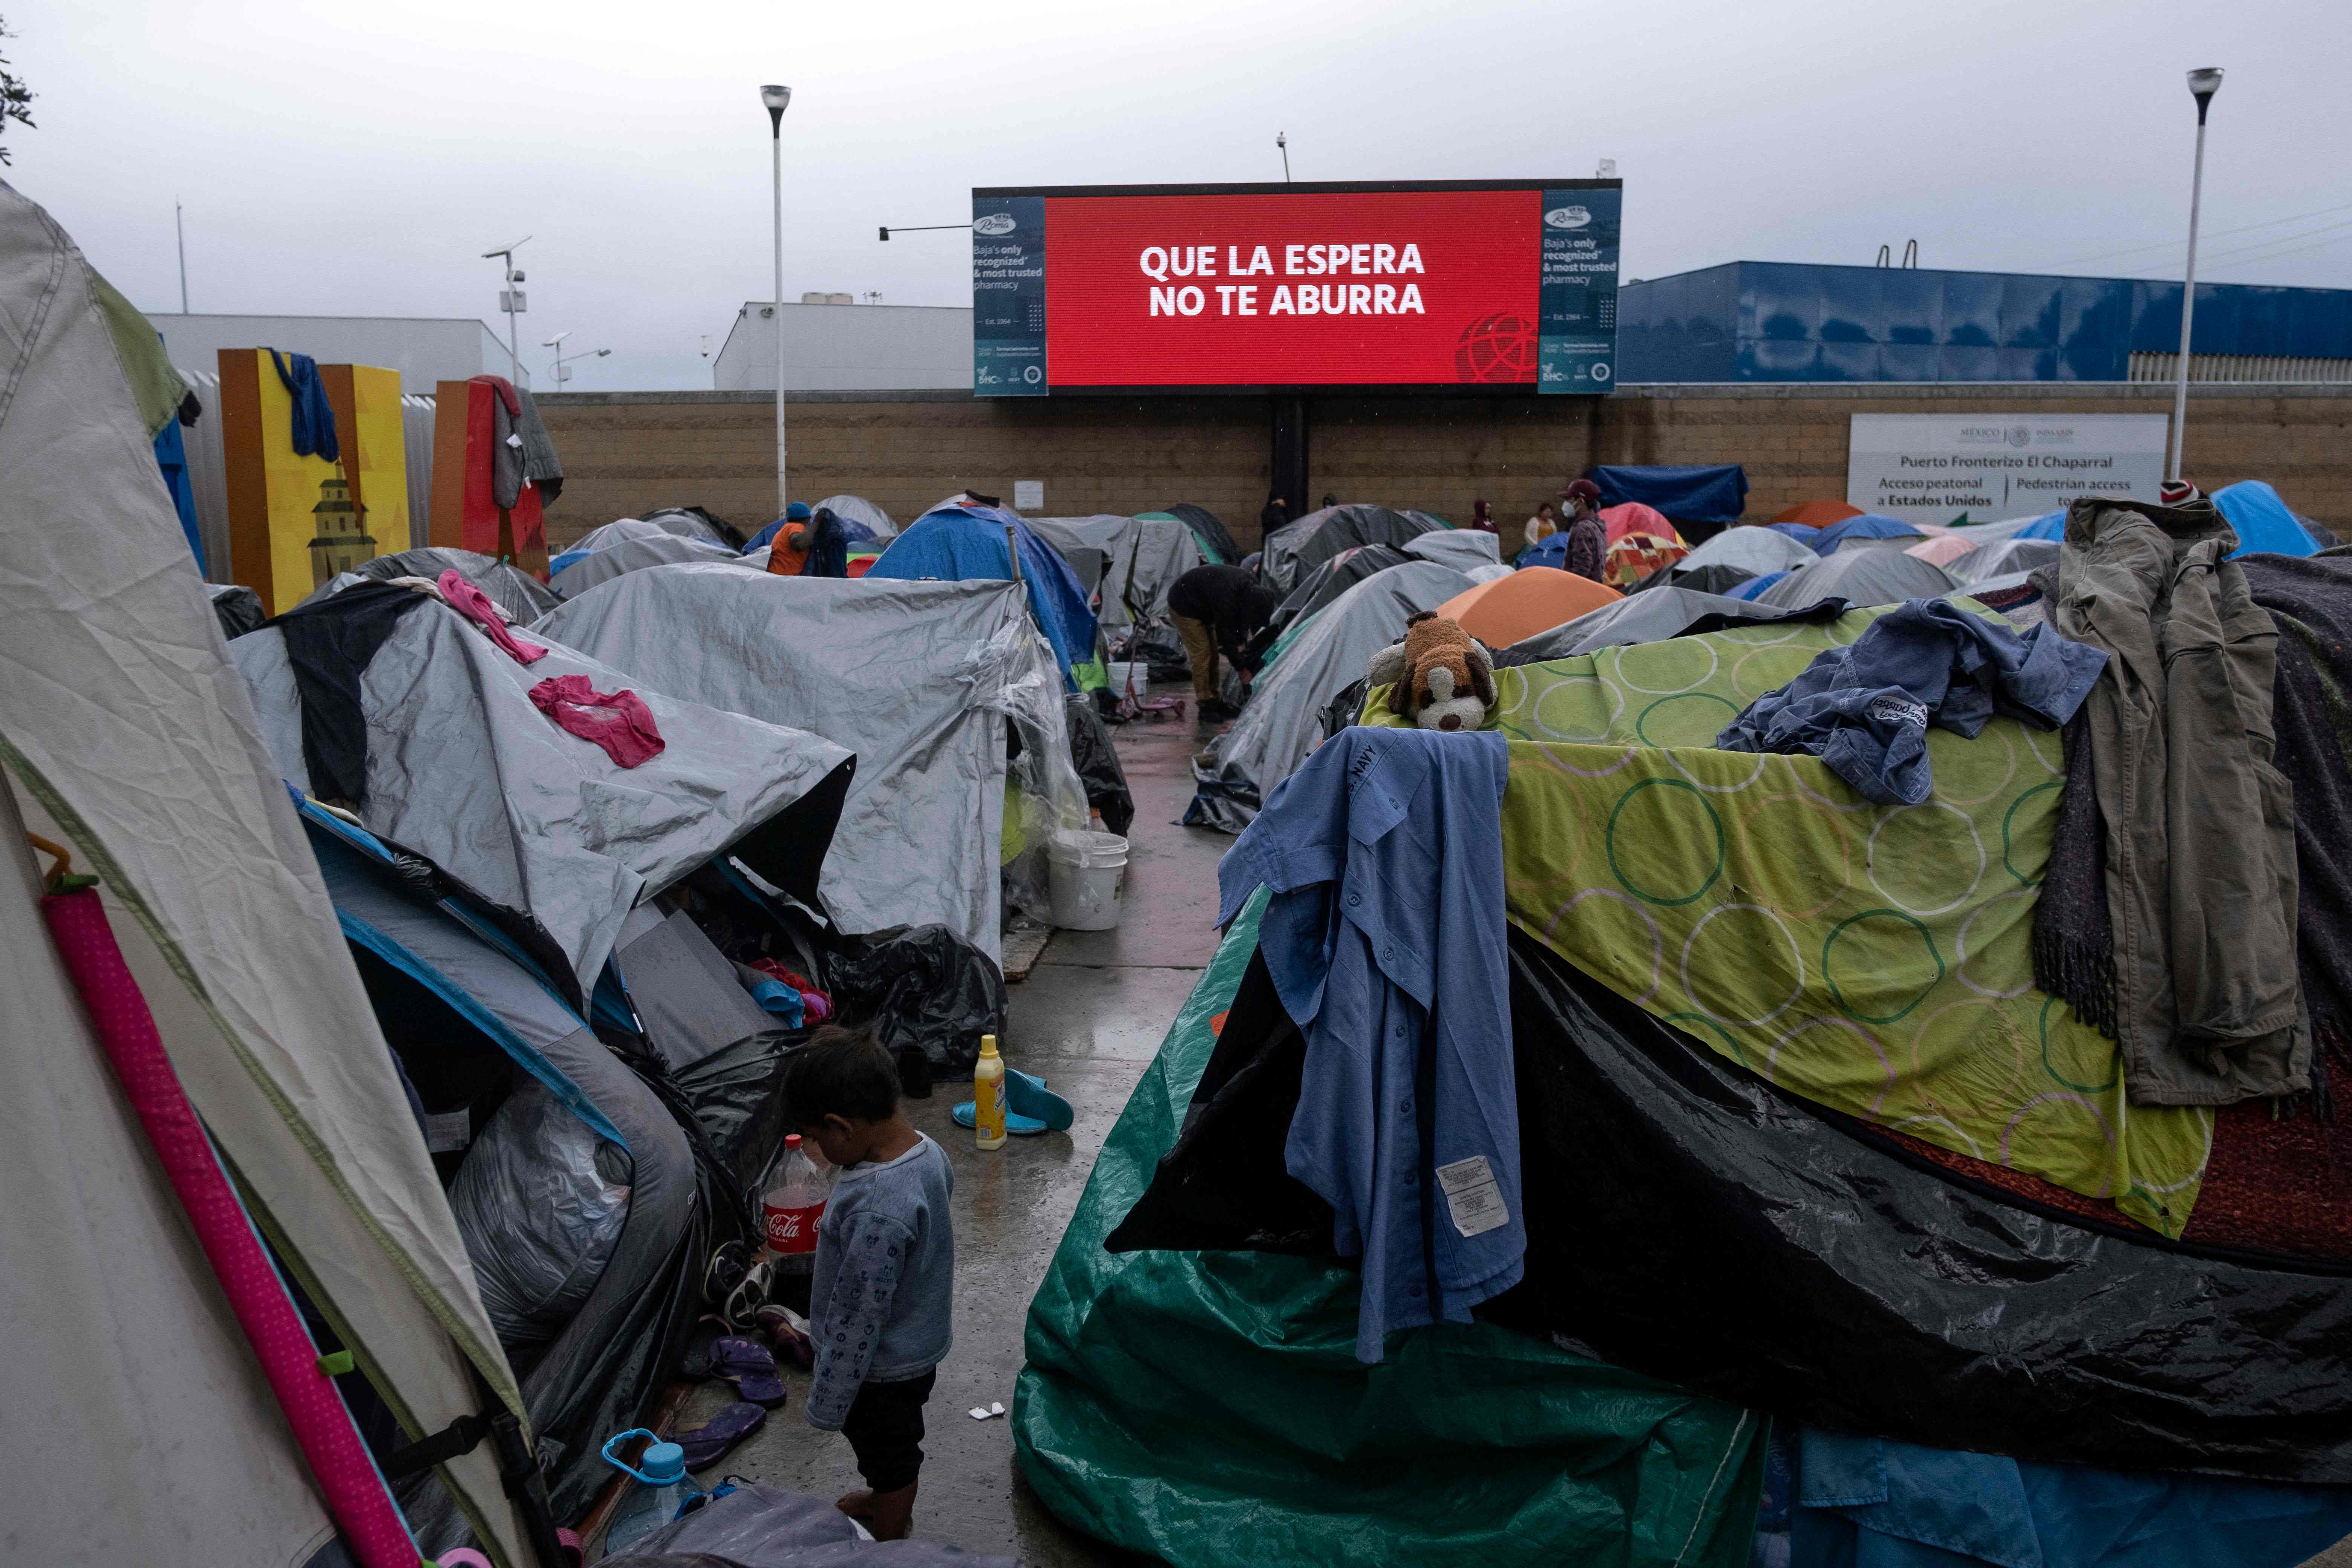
[2043,492,2306,1105]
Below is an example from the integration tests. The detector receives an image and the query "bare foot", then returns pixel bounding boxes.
[834,1488,874,1520]
[866,1481,919,1541]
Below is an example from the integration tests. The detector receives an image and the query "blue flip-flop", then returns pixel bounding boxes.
[953,1067,1074,1135]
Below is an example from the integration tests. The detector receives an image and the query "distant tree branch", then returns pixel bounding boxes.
[0,17,36,167]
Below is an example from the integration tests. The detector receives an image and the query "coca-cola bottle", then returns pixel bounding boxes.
[761,1134,829,1276]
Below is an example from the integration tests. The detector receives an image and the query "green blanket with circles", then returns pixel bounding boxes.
[1379,606,2209,1237]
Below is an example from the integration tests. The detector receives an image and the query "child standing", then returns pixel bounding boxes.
[789,1026,956,1541]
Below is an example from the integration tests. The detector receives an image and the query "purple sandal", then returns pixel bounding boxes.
[674,1400,769,1470]
[710,1335,788,1407]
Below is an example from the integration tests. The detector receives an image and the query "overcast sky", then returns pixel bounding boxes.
[15,0,2348,390]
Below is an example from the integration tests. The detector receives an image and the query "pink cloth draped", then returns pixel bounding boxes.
[528,674,666,767]
[438,569,546,664]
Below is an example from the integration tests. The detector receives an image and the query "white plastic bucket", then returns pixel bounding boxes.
[1104,660,1144,694]
[1047,829,1129,930]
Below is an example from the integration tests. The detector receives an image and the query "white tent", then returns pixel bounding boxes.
[0,183,540,1563]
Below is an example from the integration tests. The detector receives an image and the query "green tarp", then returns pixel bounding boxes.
[1015,893,1766,1566]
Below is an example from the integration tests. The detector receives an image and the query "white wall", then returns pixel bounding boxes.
[713,301,972,391]
[151,314,521,394]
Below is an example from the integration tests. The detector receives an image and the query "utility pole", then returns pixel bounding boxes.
[175,201,188,312]
[2170,67,2224,484]
[763,84,793,517]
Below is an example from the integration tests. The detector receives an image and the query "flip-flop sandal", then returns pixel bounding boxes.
[953,1067,1075,1135]
[675,1400,769,1470]
[710,1335,788,1408]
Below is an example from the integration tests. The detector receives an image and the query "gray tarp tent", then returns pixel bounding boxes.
[1948,536,2060,585]
[1754,546,1957,610]
[1269,544,1413,634]
[302,545,560,625]
[233,597,854,996]
[1026,513,1207,630]
[551,532,748,598]
[1662,524,1817,580]
[816,494,897,541]
[1258,503,1439,593]
[1187,560,1471,833]
[537,565,1088,965]
[1403,528,1501,573]
[1501,586,1842,662]
[0,178,541,1565]
[570,509,739,553]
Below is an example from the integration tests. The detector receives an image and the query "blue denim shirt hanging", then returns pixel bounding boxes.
[1217,726,1520,1363]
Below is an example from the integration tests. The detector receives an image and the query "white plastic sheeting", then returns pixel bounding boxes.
[1667,525,1818,580]
[233,599,853,994]
[537,565,1089,963]
[1754,548,1958,611]
[0,179,534,1565]
[448,1081,632,1348]
[1188,560,1472,832]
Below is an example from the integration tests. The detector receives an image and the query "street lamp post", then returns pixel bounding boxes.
[2169,67,2223,484]
[481,236,532,384]
[762,84,793,518]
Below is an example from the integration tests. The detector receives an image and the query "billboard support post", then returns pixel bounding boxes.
[1271,396,1309,522]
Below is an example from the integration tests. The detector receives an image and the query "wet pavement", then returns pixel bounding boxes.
[673,704,1223,1565]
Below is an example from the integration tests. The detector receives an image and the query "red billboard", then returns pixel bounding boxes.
[972,181,1622,396]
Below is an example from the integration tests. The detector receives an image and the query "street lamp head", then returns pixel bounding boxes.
[762,83,792,134]
[2187,66,2223,120]
[595,348,611,358]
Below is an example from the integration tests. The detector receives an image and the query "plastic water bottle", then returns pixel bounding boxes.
[601,1431,700,1555]
[974,1034,1008,1151]
[762,1133,828,1276]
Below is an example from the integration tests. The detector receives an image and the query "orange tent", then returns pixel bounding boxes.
[1436,567,1620,649]
[1771,499,1863,527]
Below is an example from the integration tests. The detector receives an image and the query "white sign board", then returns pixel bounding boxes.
[1014,479,1044,512]
[1847,413,2170,527]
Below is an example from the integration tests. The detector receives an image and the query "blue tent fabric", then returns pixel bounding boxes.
[266,349,339,462]
[2013,511,2067,542]
[1775,1430,2352,1568]
[1727,571,1789,602]
[1519,532,1568,571]
[1811,514,1924,554]
[2215,481,2318,559]
[1589,463,1749,524]
[153,418,204,573]
[547,548,591,577]
[866,502,1098,683]
[1768,523,1824,548]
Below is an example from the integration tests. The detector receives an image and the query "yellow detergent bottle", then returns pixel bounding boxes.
[974,1034,1008,1151]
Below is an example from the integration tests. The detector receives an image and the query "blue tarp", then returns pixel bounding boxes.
[1767,523,1824,548]
[1811,513,1923,554]
[1517,531,1570,571]
[1761,1429,2352,1568]
[2013,510,2067,542]
[1726,571,1789,602]
[1589,463,1749,524]
[153,419,204,573]
[865,502,1098,684]
[2215,481,2318,559]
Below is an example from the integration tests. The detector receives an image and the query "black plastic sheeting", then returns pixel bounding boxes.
[1114,621,1191,684]
[824,925,1007,1073]
[1112,929,2352,1483]
[208,581,267,639]
[1165,501,1242,566]
[1063,693,1135,836]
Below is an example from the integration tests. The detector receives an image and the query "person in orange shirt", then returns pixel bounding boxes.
[766,501,814,577]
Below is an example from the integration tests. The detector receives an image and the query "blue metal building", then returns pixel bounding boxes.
[1618,261,2352,383]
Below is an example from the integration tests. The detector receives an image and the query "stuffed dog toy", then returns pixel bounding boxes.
[1366,611,1496,732]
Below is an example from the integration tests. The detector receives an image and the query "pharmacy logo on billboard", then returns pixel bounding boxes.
[1544,205,1592,230]
[972,212,1018,236]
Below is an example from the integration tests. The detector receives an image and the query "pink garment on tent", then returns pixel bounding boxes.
[438,569,547,665]
[1906,534,1977,569]
[529,674,666,767]
[35,881,420,1568]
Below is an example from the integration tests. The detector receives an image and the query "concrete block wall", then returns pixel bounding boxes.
[536,384,2351,553]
